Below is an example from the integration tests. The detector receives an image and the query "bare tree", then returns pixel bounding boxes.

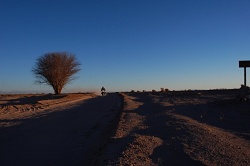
[32,52,81,94]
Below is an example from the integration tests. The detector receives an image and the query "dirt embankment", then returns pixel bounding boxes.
[100,91,250,166]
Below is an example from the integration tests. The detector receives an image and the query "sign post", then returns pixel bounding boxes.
[239,61,250,86]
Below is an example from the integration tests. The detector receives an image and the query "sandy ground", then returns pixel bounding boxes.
[0,93,122,166]
[99,90,250,166]
[1,90,250,166]
[0,93,95,126]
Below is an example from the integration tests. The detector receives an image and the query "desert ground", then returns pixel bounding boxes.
[0,90,249,165]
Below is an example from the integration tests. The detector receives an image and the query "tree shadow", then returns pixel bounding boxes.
[0,94,67,107]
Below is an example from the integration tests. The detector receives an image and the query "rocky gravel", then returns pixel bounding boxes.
[99,91,250,166]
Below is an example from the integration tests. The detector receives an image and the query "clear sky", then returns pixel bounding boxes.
[0,0,250,93]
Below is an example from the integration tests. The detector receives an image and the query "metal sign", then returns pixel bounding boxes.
[239,60,250,86]
[239,61,250,67]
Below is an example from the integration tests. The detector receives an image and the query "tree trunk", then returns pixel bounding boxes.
[54,87,62,95]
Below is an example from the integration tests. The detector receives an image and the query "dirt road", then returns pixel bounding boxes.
[0,93,122,166]
[1,91,249,166]
[100,92,250,166]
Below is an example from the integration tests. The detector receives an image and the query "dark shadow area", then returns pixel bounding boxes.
[0,93,122,166]
[173,100,250,140]
[89,93,125,166]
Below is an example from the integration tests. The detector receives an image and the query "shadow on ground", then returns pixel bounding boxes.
[130,91,250,140]
[0,93,122,166]
[0,94,67,106]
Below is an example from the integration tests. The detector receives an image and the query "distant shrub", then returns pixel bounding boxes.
[160,88,169,93]
[240,84,249,90]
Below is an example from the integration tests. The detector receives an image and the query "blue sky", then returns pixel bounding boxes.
[0,0,250,93]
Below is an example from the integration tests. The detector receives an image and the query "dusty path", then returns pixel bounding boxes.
[0,93,122,166]
[100,92,250,166]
